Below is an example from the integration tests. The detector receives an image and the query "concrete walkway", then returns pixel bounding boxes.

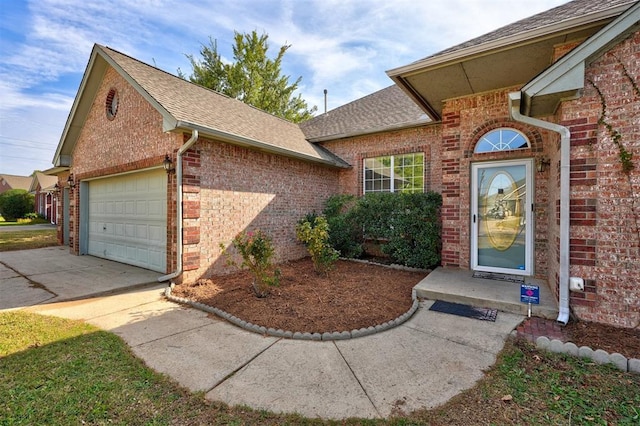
[2,247,525,420]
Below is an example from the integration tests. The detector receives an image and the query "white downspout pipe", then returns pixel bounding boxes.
[158,130,199,282]
[509,92,571,325]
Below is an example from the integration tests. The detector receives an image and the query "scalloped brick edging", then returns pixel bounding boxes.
[536,336,640,374]
[164,286,420,341]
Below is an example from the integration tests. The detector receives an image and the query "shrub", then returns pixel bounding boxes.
[221,230,280,297]
[322,194,362,258]
[0,189,34,221]
[17,213,48,224]
[311,192,442,269]
[380,192,442,268]
[296,215,339,275]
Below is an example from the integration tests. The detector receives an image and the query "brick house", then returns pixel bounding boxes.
[0,174,32,194]
[29,172,58,223]
[52,44,347,281]
[52,0,639,328]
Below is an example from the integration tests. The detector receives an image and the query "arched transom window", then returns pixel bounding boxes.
[475,128,529,153]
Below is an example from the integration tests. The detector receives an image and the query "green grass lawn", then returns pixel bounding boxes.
[1,311,638,425]
[0,217,50,226]
[0,229,58,251]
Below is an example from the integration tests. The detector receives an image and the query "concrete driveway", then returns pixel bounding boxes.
[3,246,525,420]
[0,246,159,310]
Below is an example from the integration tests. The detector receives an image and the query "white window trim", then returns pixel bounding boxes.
[474,127,530,153]
[362,153,424,194]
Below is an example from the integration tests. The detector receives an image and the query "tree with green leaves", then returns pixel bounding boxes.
[0,189,34,221]
[180,30,316,123]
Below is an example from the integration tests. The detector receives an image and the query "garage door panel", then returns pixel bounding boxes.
[136,201,148,216]
[136,224,148,239]
[88,170,167,272]
[149,225,165,242]
[125,201,136,215]
[148,200,164,216]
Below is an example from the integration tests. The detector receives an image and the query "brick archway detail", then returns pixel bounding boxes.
[467,119,544,156]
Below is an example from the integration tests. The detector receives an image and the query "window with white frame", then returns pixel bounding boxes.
[474,128,529,153]
[363,152,424,193]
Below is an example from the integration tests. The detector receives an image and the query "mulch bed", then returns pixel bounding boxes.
[172,257,427,334]
[173,257,640,358]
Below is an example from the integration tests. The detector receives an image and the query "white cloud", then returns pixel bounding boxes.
[1,0,568,174]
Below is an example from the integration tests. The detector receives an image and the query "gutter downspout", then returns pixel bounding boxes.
[509,92,571,325]
[158,130,199,282]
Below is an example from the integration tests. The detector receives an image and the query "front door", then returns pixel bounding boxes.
[471,160,533,275]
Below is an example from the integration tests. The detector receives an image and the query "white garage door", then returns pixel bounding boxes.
[88,169,167,272]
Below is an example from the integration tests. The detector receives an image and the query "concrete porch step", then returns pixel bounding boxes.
[414,267,559,320]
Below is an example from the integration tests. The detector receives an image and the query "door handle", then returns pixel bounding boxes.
[473,214,476,223]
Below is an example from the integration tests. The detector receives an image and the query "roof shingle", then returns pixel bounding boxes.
[99,46,347,167]
[416,0,637,63]
[300,85,430,141]
[0,174,32,192]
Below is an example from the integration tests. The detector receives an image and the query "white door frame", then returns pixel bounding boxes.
[471,159,534,276]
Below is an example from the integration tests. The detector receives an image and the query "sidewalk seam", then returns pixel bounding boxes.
[0,260,58,298]
[128,322,221,347]
[333,341,382,419]
[205,338,282,393]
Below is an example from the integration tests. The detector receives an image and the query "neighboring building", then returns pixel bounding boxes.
[29,172,59,223]
[0,174,32,194]
[51,0,639,328]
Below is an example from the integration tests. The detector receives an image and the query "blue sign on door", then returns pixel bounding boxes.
[520,284,540,304]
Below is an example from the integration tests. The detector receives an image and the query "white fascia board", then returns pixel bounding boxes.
[171,121,350,169]
[52,46,102,166]
[97,47,177,129]
[387,5,629,78]
[523,3,640,99]
[306,119,434,143]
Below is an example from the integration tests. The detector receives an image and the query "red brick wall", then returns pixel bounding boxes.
[557,30,640,327]
[180,138,340,282]
[318,125,442,195]
[439,87,551,274]
[55,172,69,245]
[319,90,554,278]
[67,67,183,259]
[72,68,182,177]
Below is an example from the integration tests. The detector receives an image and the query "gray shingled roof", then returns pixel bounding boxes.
[416,0,637,63]
[98,46,347,168]
[299,85,430,142]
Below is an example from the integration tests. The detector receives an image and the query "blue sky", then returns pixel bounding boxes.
[0,0,567,176]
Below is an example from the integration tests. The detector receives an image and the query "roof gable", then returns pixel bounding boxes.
[387,0,637,120]
[415,0,635,65]
[29,172,58,192]
[53,45,348,169]
[300,85,430,142]
[521,1,640,116]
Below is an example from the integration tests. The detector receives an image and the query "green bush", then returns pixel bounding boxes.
[296,215,339,275]
[322,194,363,258]
[0,189,34,221]
[380,192,442,268]
[311,192,442,269]
[220,230,280,297]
